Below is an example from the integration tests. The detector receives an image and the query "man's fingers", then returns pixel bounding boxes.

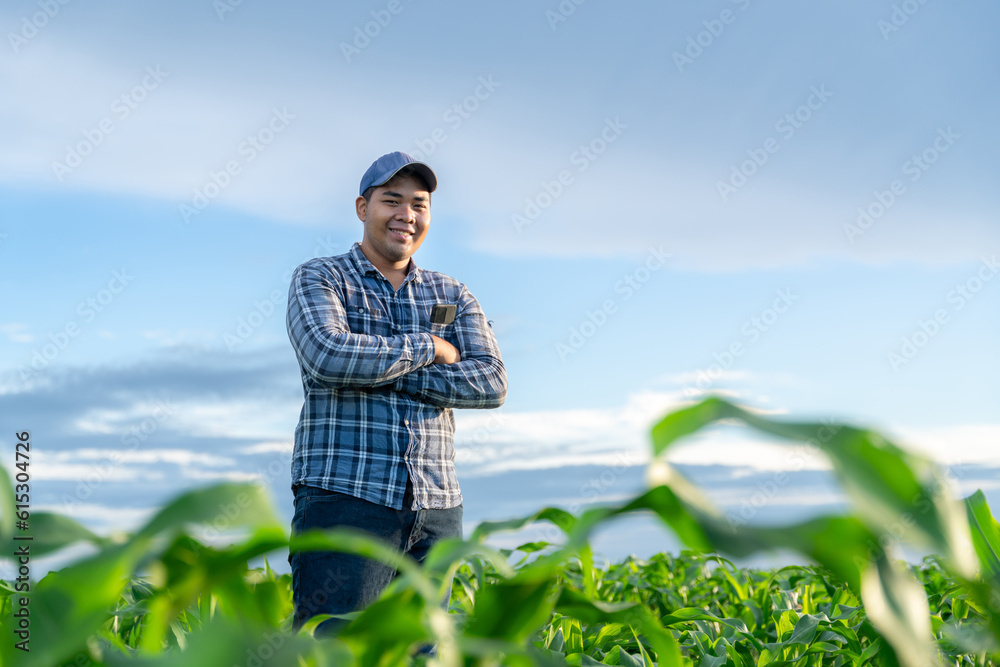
[431,335,461,364]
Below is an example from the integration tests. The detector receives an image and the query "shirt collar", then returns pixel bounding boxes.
[349,241,423,285]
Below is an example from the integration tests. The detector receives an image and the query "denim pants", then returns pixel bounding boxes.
[289,478,463,638]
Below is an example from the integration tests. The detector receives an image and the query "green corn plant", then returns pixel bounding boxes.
[2,395,1000,666]
[469,396,998,665]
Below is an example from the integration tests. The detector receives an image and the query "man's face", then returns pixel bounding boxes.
[356,173,430,269]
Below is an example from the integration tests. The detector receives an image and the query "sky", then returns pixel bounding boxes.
[1,0,998,573]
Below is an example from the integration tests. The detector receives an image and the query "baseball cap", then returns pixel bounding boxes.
[359,151,438,196]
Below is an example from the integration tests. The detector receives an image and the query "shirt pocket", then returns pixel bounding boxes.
[344,298,391,336]
[425,304,458,343]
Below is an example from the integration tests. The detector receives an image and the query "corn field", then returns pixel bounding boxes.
[2,396,999,666]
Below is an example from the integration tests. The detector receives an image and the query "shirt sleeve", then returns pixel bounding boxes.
[392,284,507,409]
[286,262,436,388]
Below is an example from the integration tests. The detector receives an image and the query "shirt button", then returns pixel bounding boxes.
[358,307,365,313]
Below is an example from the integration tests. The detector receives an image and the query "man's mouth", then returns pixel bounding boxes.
[389,228,414,241]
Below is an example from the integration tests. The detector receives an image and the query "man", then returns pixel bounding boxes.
[285,151,507,637]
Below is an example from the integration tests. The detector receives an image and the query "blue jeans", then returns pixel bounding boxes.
[289,478,463,638]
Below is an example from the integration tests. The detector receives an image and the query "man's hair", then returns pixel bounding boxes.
[362,164,432,204]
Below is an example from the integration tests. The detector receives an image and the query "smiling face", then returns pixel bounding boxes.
[356,172,431,276]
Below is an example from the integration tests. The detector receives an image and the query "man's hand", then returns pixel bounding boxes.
[431,334,461,364]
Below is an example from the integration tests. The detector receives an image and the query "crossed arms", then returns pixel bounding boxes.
[286,263,507,410]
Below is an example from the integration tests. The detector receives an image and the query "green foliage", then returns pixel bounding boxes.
[1,396,999,666]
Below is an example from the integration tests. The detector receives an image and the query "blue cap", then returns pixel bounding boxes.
[359,151,437,196]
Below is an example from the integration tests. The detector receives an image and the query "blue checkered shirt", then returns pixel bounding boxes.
[286,242,507,510]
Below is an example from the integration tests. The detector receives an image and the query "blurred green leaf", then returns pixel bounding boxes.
[965,489,1000,581]
[0,511,111,558]
[103,614,320,666]
[465,577,555,643]
[0,465,15,547]
[650,397,977,578]
[3,398,999,666]
[136,482,281,539]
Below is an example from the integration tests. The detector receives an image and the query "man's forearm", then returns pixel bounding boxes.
[286,264,437,389]
[290,328,437,389]
[393,355,507,409]
[392,284,506,408]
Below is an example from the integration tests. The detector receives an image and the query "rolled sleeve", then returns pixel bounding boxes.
[286,263,436,388]
[393,284,507,409]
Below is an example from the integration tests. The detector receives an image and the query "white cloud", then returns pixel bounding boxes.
[690,485,846,509]
[33,359,1000,485]
[1,39,996,271]
[453,386,809,476]
[661,370,754,387]
[40,448,235,467]
[71,398,178,436]
[453,388,681,475]
[447,137,998,271]
[180,468,264,482]
[455,385,1000,477]
[34,502,155,529]
[239,440,293,455]
[0,323,33,343]
[68,388,301,443]
[168,397,299,440]
[0,39,385,225]
[661,431,833,471]
[140,329,219,346]
[891,424,1000,467]
[30,462,164,482]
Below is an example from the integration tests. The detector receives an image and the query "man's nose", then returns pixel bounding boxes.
[396,205,416,221]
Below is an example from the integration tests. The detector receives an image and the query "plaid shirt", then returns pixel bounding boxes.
[286,242,507,510]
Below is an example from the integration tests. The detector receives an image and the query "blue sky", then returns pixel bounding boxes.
[1,0,998,569]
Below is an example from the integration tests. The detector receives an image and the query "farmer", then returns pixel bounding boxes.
[285,151,507,636]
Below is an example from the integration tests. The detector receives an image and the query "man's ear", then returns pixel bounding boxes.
[355,195,367,222]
